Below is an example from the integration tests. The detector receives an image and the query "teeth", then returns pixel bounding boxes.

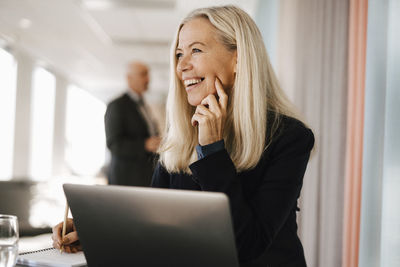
[184,78,202,87]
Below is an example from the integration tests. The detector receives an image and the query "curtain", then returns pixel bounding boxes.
[343,0,368,266]
[277,1,349,266]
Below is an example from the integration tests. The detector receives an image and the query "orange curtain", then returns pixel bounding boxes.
[342,0,368,267]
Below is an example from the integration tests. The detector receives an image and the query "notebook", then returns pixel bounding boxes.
[17,247,87,267]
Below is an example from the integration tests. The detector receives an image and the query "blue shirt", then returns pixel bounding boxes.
[195,140,225,159]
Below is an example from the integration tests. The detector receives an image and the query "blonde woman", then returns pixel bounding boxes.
[53,5,314,266]
[152,6,314,266]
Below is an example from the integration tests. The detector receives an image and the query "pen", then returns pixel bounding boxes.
[60,201,69,253]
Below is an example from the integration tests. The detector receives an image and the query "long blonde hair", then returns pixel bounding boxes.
[159,5,296,173]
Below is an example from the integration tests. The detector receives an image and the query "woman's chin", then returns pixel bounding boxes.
[187,95,201,107]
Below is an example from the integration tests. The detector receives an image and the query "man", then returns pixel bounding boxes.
[104,62,161,186]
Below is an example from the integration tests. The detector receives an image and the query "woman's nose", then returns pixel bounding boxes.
[177,55,192,73]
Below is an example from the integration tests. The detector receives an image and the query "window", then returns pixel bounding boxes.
[30,67,56,180]
[65,85,106,176]
[0,48,17,180]
[359,1,400,266]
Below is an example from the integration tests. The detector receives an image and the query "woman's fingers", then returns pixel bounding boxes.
[74,244,83,252]
[52,219,80,250]
[52,240,61,250]
[200,94,220,115]
[64,243,82,254]
[199,78,227,114]
[191,113,204,126]
[62,231,79,245]
[50,219,82,254]
[192,105,213,126]
[192,77,228,146]
[215,78,228,111]
[51,222,63,245]
[64,246,72,253]
[195,104,213,116]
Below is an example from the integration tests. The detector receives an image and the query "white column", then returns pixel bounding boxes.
[12,51,34,179]
[52,75,68,176]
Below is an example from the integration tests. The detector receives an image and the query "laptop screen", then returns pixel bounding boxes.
[64,184,239,267]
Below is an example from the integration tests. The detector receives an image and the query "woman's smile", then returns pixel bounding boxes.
[183,77,205,91]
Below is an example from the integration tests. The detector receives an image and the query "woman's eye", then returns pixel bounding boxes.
[192,48,202,53]
[176,53,183,59]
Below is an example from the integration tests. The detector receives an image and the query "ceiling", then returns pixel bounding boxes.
[0,0,258,102]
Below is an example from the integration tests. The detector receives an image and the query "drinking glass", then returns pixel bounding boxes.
[0,215,19,267]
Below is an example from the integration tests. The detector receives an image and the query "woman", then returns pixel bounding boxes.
[53,5,314,266]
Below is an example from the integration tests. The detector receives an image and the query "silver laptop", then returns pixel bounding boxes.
[63,184,239,267]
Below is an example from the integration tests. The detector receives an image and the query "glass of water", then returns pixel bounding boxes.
[0,215,19,267]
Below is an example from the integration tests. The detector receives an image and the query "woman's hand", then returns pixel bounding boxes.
[51,218,82,253]
[191,78,228,146]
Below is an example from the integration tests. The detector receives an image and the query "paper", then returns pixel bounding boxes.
[17,248,86,267]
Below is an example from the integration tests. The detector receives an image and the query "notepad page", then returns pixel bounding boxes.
[17,248,86,267]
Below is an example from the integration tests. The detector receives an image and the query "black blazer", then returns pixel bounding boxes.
[104,93,156,186]
[151,114,314,266]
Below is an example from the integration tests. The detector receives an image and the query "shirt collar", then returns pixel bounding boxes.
[127,89,141,102]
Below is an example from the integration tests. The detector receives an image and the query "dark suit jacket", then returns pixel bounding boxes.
[151,114,314,266]
[104,93,156,186]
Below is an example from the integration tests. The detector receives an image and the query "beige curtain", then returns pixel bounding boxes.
[277,1,349,266]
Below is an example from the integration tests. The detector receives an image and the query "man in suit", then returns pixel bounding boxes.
[104,62,161,186]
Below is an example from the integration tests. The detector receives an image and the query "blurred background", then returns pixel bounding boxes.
[0,0,398,266]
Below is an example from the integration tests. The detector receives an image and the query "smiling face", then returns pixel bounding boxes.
[176,18,237,106]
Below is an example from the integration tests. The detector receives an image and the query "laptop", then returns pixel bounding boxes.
[63,184,239,267]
